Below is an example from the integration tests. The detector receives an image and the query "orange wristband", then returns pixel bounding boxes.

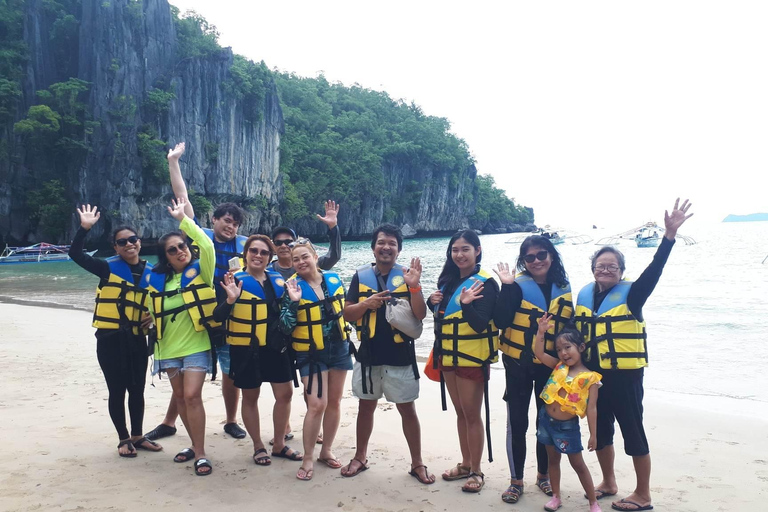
[409,286,422,293]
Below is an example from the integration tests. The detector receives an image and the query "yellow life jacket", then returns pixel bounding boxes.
[434,269,499,368]
[539,363,602,418]
[354,263,411,344]
[92,256,153,335]
[226,270,285,346]
[574,281,648,370]
[146,260,221,340]
[499,275,573,363]
[291,271,348,352]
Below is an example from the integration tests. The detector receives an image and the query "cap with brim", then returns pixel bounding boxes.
[271,226,297,240]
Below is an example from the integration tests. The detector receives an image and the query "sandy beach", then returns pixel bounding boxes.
[0,302,764,511]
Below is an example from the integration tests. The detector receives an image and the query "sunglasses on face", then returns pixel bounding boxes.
[165,241,188,256]
[115,235,139,247]
[523,250,549,264]
[248,247,271,257]
[272,239,294,247]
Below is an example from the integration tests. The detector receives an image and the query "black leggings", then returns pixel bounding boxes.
[503,355,551,480]
[95,330,148,440]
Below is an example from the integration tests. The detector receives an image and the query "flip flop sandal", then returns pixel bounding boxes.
[408,465,435,484]
[145,424,177,441]
[253,448,272,466]
[272,445,302,461]
[501,483,523,504]
[611,499,654,511]
[587,489,618,501]
[537,477,554,496]
[268,433,295,446]
[117,440,137,458]
[442,463,471,481]
[318,457,342,469]
[133,437,162,452]
[173,448,195,463]
[340,458,369,478]
[545,497,562,511]
[296,467,313,481]
[194,458,213,476]
[461,471,485,493]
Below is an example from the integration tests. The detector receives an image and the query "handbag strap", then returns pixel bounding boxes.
[373,268,395,304]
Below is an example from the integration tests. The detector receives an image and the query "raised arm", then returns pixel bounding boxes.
[69,205,110,279]
[317,200,341,270]
[170,197,214,286]
[533,313,559,368]
[167,142,194,218]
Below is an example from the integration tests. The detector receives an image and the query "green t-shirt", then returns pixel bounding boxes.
[153,217,215,360]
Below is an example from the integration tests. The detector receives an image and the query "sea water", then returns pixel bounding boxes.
[2,221,766,418]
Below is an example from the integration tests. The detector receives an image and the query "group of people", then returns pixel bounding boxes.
[69,141,692,512]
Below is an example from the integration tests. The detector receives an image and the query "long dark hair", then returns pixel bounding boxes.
[437,230,482,289]
[152,231,199,278]
[516,235,569,288]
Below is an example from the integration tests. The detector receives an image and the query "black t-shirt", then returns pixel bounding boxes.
[347,272,413,367]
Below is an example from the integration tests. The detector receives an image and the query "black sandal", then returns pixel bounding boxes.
[174,448,195,463]
[253,448,272,466]
[133,437,162,452]
[145,424,177,441]
[117,440,137,458]
[194,458,213,476]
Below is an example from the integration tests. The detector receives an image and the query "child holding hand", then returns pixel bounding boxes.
[533,313,602,512]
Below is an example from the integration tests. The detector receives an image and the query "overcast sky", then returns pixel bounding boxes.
[169,0,764,230]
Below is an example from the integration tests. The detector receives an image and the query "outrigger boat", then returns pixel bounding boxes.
[596,222,697,247]
[0,243,96,264]
[506,225,593,245]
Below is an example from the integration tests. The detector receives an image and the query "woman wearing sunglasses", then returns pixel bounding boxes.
[279,238,352,481]
[69,205,162,458]
[492,235,573,504]
[575,199,692,512]
[146,197,218,476]
[213,235,303,467]
[429,230,499,493]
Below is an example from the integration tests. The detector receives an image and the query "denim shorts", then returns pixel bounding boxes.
[216,343,231,375]
[536,407,583,454]
[153,350,212,377]
[295,339,353,378]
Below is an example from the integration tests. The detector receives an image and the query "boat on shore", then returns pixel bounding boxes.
[0,243,96,264]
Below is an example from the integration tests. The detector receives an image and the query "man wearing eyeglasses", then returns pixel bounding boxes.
[146,142,249,442]
[268,200,342,280]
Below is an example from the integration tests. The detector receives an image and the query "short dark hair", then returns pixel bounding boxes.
[370,223,402,251]
[110,225,138,246]
[212,202,244,225]
[555,327,585,348]
[271,226,297,240]
[590,246,626,272]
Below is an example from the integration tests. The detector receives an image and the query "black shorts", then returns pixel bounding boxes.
[228,344,294,389]
[595,368,649,456]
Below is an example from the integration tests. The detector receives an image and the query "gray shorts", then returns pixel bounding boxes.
[351,362,419,404]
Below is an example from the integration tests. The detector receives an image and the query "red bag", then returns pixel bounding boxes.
[424,349,441,382]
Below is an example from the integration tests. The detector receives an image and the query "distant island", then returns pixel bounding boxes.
[723,213,768,222]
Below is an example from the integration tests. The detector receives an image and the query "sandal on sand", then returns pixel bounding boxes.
[133,437,162,452]
[272,445,302,461]
[536,477,554,496]
[316,433,323,445]
[442,463,471,481]
[318,457,342,469]
[117,440,137,458]
[545,497,562,511]
[611,499,653,511]
[501,483,523,504]
[253,448,271,466]
[145,424,176,441]
[590,489,618,500]
[340,458,369,478]
[408,465,435,484]
[194,458,212,476]
[461,471,485,493]
[173,448,195,463]
[296,466,313,481]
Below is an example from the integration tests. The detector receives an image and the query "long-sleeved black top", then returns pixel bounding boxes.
[493,280,553,330]
[69,227,147,286]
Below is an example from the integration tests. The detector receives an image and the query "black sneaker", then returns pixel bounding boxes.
[223,422,247,439]
[145,424,177,441]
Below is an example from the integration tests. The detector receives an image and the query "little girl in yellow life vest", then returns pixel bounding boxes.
[533,313,602,512]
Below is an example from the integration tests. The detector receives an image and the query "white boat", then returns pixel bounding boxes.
[596,222,697,247]
[0,243,96,264]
